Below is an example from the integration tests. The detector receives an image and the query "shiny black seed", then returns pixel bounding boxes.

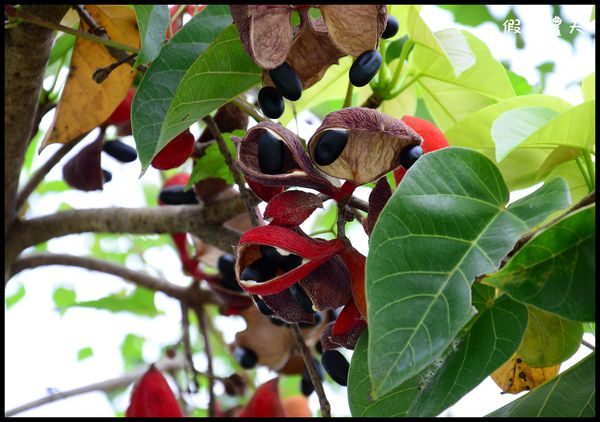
[253,296,274,316]
[234,347,258,369]
[321,350,349,386]
[314,129,349,166]
[103,139,137,163]
[159,185,199,205]
[218,253,236,278]
[258,129,285,175]
[289,284,314,313]
[315,340,323,355]
[398,145,424,170]
[280,254,303,272]
[240,257,277,283]
[258,86,285,119]
[349,49,382,87]
[102,169,112,183]
[327,309,338,322]
[221,275,243,292]
[382,15,399,39]
[300,358,323,396]
[260,245,282,261]
[269,62,302,101]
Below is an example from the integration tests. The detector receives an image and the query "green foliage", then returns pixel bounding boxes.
[77,347,94,361]
[188,130,242,188]
[134,5,169,67]
[121,333,145,370]
[5,283,26,309]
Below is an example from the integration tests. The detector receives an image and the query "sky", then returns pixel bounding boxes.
[4,4,596,417]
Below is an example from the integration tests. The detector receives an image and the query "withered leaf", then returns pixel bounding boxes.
[491,353,560,394]
[41,6,139,150]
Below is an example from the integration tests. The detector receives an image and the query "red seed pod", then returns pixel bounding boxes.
[330,298,367,350]
[263,190,323,227]
[106,88,135,126]
[393,116,450,186]
[126,365,183,417]
[237,378,285,417]
[339,246,367,319]
[151,129,195,170]
[366,176,392,236]
[246,178,285,202]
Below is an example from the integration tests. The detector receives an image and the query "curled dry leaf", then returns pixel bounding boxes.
[63,131,106,191]
[491,353,561,394]
[308,107,422,185]
[230,5,293,69]
[263,190,323,227]
[320,5,388,56]
[41,6,139,150]
[235,121,339,195]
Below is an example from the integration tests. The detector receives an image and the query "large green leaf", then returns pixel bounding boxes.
[131,5,233,171]
[516,307,583,367]
[159,25,261,153]
[483,205,595,322]
[134,5,169,67]
[544,160,589,204]
[366,147,571,398]
[486,352,595,417]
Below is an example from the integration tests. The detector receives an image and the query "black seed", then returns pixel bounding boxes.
[258,86,285,119]
[103,139,137,163]
[270,317,288,327]
[398,145,423,170]
[240,257,277,283]
[280,254,303,272]
[159,185,199,205]
[258,129,285,175]
[269,62,302,101]
[221,275,243,292]
[321,350,349,386]
[253,295,274,316]
[102,169,112,183]
[260,245,282,261]
[301,374,315,396]
[289,284,314,313]
[218,253,236,278]
[327,309,338,322]
[382,15,399,39]
[234,347,258,369]
[349,49,382,87]
[315,340,323,355]
[314,129,349,166]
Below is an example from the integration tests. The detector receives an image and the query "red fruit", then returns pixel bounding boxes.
[238,378,285,418]
[106,88,135,126]
[126,365,183,417]
[151,129,195,170]
[393,116,450,186]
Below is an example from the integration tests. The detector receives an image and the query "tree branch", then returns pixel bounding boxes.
[5,5,71,237]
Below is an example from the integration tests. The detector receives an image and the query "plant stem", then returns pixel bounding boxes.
[575,156,593,192]
[232,97,266,123]
[343,78,354,108]
[376,39,388,88]
[581,339,595,351]
[388,39,414,91]
[389,73,421,99]
[181,302,200,393]
[582,149,595,191]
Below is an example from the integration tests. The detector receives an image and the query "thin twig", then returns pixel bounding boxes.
[291,324,331,417]
[581,339,595,351]
[194,305,216,418]
[318,193,369,214]
[203,115,260,227]
[181,302,200,393]
[343,79,354,108]
[231,97,266,123]
[337,203,347,239]
[93,53,137,84]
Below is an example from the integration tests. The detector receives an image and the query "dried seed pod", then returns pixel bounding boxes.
[308,107,422,185]
[319,5,388,56]
[230,5,293,69]
[63,132,105,191]
[235,121,339,195]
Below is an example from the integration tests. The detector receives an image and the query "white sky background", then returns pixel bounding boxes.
[4,5,596,417]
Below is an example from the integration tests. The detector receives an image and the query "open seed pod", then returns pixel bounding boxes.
[366,176,392,236]
[308,107,422,185]
[262,11,345,91]
[263,190,323,227]
[230,5,293,70]
[234,121,339,195]
[329,298,367,350]
[319,5,388,56]
[63,131,106,191]
[246,178,285,202]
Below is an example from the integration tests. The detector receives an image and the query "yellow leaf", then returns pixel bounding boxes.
[491,353,560,394]
[41,5,139,150]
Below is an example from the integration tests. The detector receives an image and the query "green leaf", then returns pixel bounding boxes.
[507,70,533,96]
[438,5,500,28]
[77,347,93,361]
[134,5,169,67]
[536,146,583,182]
[48,33,76,67]
[53,287,77,315]
[5,283,26,309]
[187,130,241,187]
[483,204,595,322]
[592,5,596,21]
[582,73,595,101]
[516,307,583,367]
[486,351,595,417]
[121,333,145,370]
[159,25,261,157]
[67,287,162,318]
[544,160,589,204]
[366,147,571,398]
[132,5,233,171]
[36,180,71,195]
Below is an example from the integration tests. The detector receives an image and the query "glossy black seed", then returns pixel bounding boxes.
[240,257,278,283]
[221,275,243,292]
[315,340,323,355]
[258,86,285,119]
[159,185,199,205]
[218,253,236,278]
[253,296,274,316]
[269,62,302,101]
[382,15,399,39]
[349,49,382,87]
[327,309,338,322]
[280,254,303,272]
[300,359,323,396]
[289,284,314,313]
[103,139,137,163]
[321,350,349,386]
[398,145,424,170]
[314,129,349,166]
[234,347,258,369]
[260,245,282,261]
[258,129,285,175]
[102,169,112,183]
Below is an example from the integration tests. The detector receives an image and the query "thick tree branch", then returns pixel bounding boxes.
[5,5,71,236]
